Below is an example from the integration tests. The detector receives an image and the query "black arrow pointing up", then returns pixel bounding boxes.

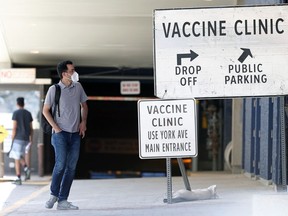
[177,50,198,65]
[238,48,253,63]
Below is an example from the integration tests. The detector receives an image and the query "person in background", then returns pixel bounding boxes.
[43,60,88,210]
[9,97,33,185]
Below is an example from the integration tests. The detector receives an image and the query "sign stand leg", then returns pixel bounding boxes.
[177,158,191,191]
[166,158,173,204]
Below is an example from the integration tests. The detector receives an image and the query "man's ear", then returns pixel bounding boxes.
[62,71,67,78]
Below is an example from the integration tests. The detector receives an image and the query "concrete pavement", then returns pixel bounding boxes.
[1,171,288,216]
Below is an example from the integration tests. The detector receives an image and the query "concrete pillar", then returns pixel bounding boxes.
[0,30,11,70]
[231,99,243,173]
[38,143,44,177]
[0,62,11,69]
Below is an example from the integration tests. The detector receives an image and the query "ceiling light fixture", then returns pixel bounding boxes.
[30,50,40,54]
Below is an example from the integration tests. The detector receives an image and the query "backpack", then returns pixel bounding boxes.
[41,84,61,134]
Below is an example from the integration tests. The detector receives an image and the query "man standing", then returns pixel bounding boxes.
[43,60,88,210]
[9,97,33,185]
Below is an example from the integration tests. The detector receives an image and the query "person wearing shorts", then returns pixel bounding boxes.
[9,97,33,185]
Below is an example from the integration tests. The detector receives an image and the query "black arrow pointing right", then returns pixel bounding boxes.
[177,50,198,65]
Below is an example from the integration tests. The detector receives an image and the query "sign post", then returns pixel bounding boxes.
[138,99,197,203]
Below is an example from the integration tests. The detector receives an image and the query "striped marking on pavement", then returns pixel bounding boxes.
[23,180,51,186]
[0,184,50,216]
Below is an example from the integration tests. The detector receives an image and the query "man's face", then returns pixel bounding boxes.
[63,64,75,79]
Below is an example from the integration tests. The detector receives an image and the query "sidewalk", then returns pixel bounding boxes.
[0,172,288,216]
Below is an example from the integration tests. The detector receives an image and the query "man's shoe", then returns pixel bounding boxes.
[12,178,22,185]
[45,195,58,209]
[24,167,31,180]
[57,200,79,210]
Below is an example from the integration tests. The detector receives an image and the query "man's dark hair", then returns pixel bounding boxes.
[17,97,24,107]
[57,60,73,79]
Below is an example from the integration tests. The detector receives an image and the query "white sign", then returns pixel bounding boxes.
[121,81,140,95]
[154,5,288,98]
[0,68,36,84]
[138,99,197,159]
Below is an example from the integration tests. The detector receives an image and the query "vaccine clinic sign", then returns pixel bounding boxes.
[154,5,288,98]
[138,99,197,159]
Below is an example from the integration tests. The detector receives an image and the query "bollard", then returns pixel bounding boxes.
[38,143,44,177]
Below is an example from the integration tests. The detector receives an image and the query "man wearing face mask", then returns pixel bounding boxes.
[43,60,88,210]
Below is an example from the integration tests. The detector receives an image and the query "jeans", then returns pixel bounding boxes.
[50,131,81,202]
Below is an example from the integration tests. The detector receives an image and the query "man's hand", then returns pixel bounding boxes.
[79,121,87,138]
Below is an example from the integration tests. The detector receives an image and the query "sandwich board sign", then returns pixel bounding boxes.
[154,5,288,99]
[138,99,197,159]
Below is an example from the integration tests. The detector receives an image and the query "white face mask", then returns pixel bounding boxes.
[70,71,79,82]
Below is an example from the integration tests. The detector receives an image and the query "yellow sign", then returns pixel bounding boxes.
[0,125,8,143]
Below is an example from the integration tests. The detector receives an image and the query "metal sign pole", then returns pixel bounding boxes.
[177,158,191,191]
[166,158,173,204]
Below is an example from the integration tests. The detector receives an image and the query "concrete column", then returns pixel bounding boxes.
[38,143,44,177]
[231,99,243,173]
[0,29,11,70]
[0,62,11,69]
